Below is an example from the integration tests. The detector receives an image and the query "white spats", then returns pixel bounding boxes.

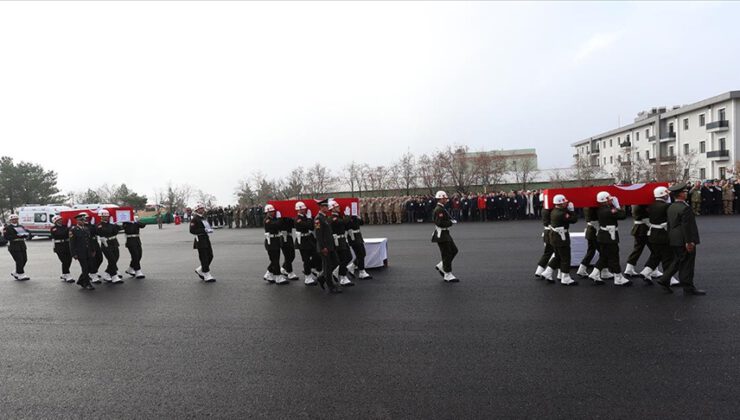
[339,276,354,287]
[102,272,113,282]
[613,273,632,287]
[639,267,653,280]
[91,274,102,284]
[358,270,372,279]
[670,276,680,286]
[576,264,589,277]
[125,267,136,277]
[600,269,615,279]
[135,270,146,279]
[535,266,545,277]
[541,266,554,282]
[589,268,603,284]
[194,267,205,280]
[111,274,124,284]
[560,273,577,286]
[346,262,356,276]
[275,275,289,285]
[203,272,216,282]
[304,274,317,286]
[436,261,445,277]
[263,271,274,283]
[650,269,664,278]
[624,264,638,276]
[443,272,459,283]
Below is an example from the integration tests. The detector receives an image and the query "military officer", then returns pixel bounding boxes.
[314,199,342,293]
[87,214,105,284]
[69,213,95,290]
[50,215,74,282]
[588,191,631,286]
[123,216,146,279]
[329,200,354,287]
[96,209,124,284]
[576,207,599,278]
[346,211,372,280]
[263,204,288,285]
[278,211,299,281]
[432,190,459,282]
[656,184,706,295]
[190,203,216,282]
[3,214,31,281]
[294,201,319,286]
[546,194,578,286]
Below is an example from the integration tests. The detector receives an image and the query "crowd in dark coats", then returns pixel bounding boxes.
[401,191,544,224]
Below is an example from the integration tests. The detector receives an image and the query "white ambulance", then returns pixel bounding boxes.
[16,204,73,237]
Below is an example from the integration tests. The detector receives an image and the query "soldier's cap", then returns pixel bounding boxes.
[669,183,690,194]
[316,198,329,206]
[75,212,89,219]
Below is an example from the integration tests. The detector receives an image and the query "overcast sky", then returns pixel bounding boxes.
[1,1,739,204]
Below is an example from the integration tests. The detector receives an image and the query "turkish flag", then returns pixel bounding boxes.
[542,183,669,209]
[267,198,360,218]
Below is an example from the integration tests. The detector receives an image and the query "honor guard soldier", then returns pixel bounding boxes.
[87,215,105,284]
[656,184,706,295]
[546,194,578,286]
[123,216,146,279]
[96,209,124,284]
[588,191,631,286]
[576,207,599,278]
[535,195,555,280]
[50,215,74,282]
[314,199,342,293]
[294,201,319,286]
[643,186,679,287]
[69,213,95,290]
[346,212,372,280]
[329,200,354,287]
[190,203,216,282]
[431,191,459,282]
[3,214,31,281]
[263,204,289,285]
[278,213,299,281]
[623,204,657,280]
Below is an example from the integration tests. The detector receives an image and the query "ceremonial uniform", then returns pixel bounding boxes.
[346,215,371,279]
[278,217,298,280]
[263,213,286,284]
[97,219,124,283]
[591,198,631,286]
[50,222,74,282]
[431,201,458,281]
[624,205,650,276]
[577,207,599,277]
[123,220,146,278]
[330,210,353,286]
[314,207,341,293]
[3,221,30,280]
[88,222,104,283]
[547,204,578,285]
[644,197,674,282]
[69,220,95,290]
[190,211,215,282]
[294,210,319,285]
[535,208,555,279]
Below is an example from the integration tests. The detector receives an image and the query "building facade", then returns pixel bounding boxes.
[572,91,739,181]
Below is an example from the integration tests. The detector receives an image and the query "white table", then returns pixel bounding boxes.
[570,232,598,267]
[352,237,388,268]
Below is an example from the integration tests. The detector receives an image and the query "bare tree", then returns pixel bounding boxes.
[157,182,193,213]
[304,163,336,196]
[416,154,436,194]
[572,155,604,186]
[343,162,363,196]
[280,167,305,199]
[235,179,256,206]
[472,150,507,192]
[439,145,478,194]
[548,169,569,189]
[510,156,538,190]
[396,152,417,195]
[195,190,217,207]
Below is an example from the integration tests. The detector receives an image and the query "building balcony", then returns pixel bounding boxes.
[647,136,657,142]
[620,141,631,148]
[706,149,730,160]
[659,132,676,142]
[620,160,632,167]
[648,155,676,164]
[706,120,729,132]
[590,147,600,154]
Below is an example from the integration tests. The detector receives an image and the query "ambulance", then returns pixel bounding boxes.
[16,204,73,237]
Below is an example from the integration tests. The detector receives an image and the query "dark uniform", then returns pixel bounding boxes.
[50,223,73,280]
[88,222,104,279]
[658,192,704,294]
[3,223,30,279]
[314,209,341,293]
[278,217,297,278]
[644,198,673,283]
[536,208,554,274]
[578,207,599,273]
[97,220,122,281]
[594,203,627,277]
[123,220,146,276]
[431,203,458,275]
[330,211,353,282]
[626,205,650,269]
[69,221,95,289]
[346,215,368,275]
[294,212,319,277]
[264,213,283,280]
[547,206,578,281]
[190,213,214,275]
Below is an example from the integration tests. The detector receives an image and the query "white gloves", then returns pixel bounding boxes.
[451,219,458,224]
[567,202,575,212]
[611,197,620,209]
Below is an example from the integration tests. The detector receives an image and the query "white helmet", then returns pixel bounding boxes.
[596,191,611,203]
[435,190,448,199]
[264,204,276,212]
[9,214,18,220]
[328,199,339,210]
[98,209,110,217]
[553,194,568,205]
[653,186,669,198]
[195,203,206,211]
[52,215,63,223]
[294,201,307,211]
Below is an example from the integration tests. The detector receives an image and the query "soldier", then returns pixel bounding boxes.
[360,199,369,225]
[190,203,216,282]
[157,208,163,229]
[329,200,354,287]
[123,216,146,279]
[689,182,702,215]
[50,215,74,282]
[96,209,124,284]
[88,214,105,284]
[588,191,631,286]
[643,186,679,286]
[294,201,319,286]
[369,198,377,225]
[226,206,234,228]
[431,191,459,282]
[576,207,599,278]
[314,199,342,293]
[234,206,242,228]
[624,204,651,279]
[346,211,372,280]
[546,194,578,286]
[278,212,299,281]
[656,184,706,295]
[69,213,95,290]
[535,198,555,280]
[3,214,31,281]
[262,204,288,285]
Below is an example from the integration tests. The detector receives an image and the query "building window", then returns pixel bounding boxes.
[645,129,650,138]
[636,153,641,161]
[683,144,689,154]
[720,167,726,179]
[683,118,689,130]
[610,139,613,147]
[617,155,622,162]
[684,168,690,178]
[609,156,613,164]
[719,108,726,120]
[626,134,630,142]
[700,168,706,179]
[699,114,705,126]
[646,150,650,160]
[668,122,674,133]
[604,157,607,165]
[719,138,726,150]
[636,132,640,141]
[669,146,674,157]
[700,141,706,153]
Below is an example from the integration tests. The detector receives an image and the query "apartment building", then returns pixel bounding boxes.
[572,91,739,181]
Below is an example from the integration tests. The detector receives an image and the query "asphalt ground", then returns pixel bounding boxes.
[0,217,739,419]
